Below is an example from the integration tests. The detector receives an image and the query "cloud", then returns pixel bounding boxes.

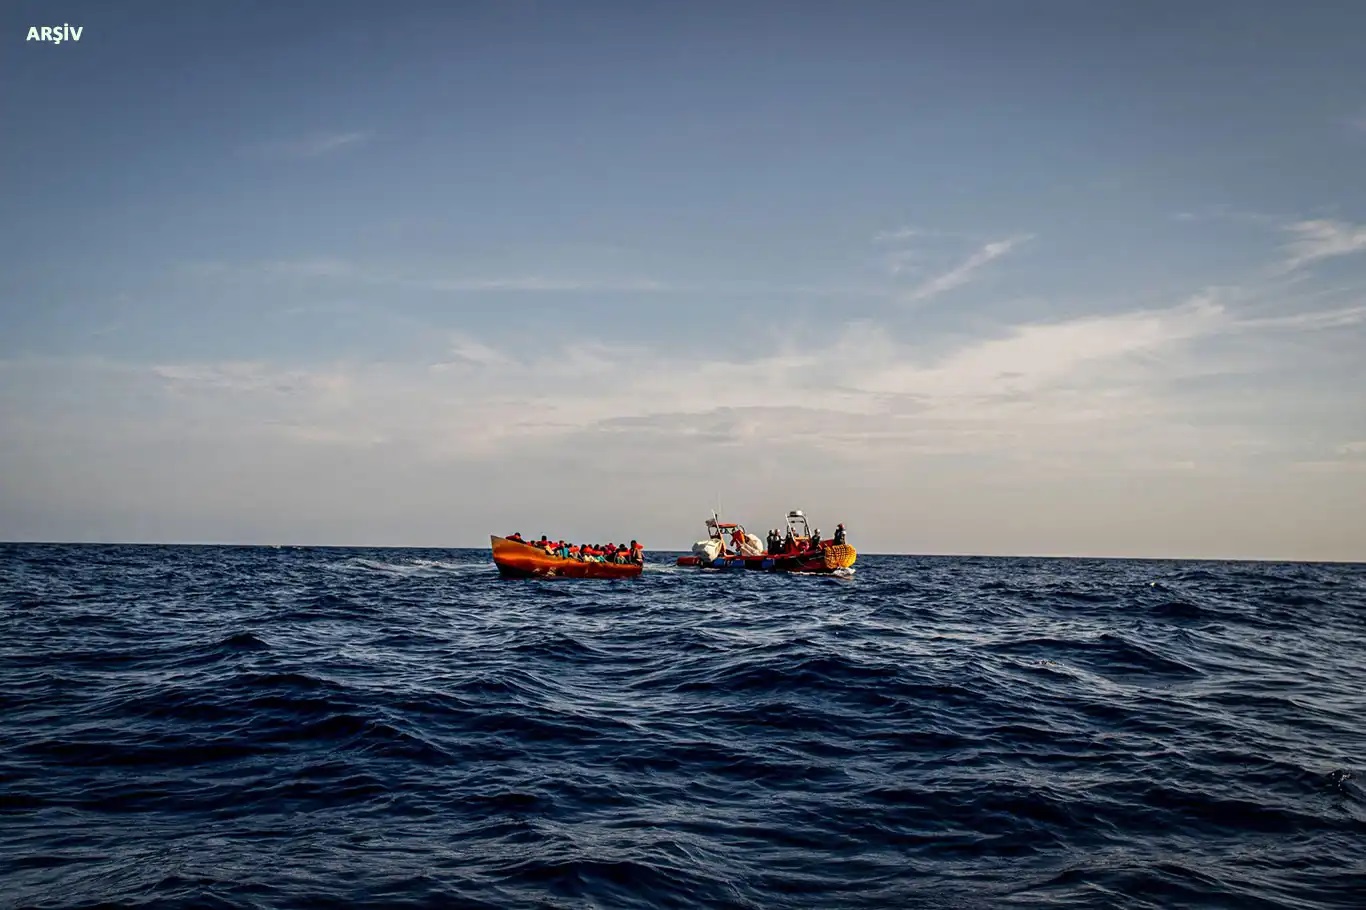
[246,131,372,159]
[13,292,1238,475]
[23,287,1356,478]
[435,333,515,369]
[183,257,670,294]
[1235,304,1366,331]
[1279,219,1366,272]
[1292,460,1366,474]
[181,256,903,299]
[420,276,667,293]
[861,293,1225,399]
[7,282,1364,554]
[901,235,1032,303]
[874,227,925,242]
[1170,205,1281,227]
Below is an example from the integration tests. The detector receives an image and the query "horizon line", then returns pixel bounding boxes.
[0,539,1360,566]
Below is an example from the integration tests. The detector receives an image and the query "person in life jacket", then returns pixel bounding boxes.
[629,540,644,564]
[730,527,745,552]
[832,523,846,545]
[508,532,524,543]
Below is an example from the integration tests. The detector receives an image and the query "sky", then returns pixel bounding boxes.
[2,1,1365,560]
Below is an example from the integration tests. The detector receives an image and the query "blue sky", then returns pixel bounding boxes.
[3,1,1365,559]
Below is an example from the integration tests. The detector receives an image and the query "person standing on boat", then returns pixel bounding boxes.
[811,529,822,549]
[833,523,846,545]
[629,540,644,564]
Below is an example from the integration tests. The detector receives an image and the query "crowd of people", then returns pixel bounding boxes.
[757,522,847,556]
[506,533,644,565]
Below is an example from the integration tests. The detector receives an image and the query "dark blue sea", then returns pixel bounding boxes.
[2,544,1364,909]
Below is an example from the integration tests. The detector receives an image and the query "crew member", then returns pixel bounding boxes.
[833,523,846,545]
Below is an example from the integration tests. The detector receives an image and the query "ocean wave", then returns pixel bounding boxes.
[0,544,1362,908]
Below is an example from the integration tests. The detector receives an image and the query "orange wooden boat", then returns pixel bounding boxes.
[490,536,644,579]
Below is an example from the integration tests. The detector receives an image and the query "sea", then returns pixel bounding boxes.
[1,543,1363,910]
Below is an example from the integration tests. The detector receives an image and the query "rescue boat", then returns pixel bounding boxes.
[490,536,644,579]
[675,510,856,574]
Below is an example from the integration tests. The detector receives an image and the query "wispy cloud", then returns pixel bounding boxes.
[184,257,668,293]
[1171,205,1281,227]
[181,256,899,298]
[1235,304,1366,331]
[874,226,925,243]
[1279,219,1366,272]
[1292,459,1366,474]
[53,290,1280,468]
[245,131,373,159]
[32,284,1356,472]
[420,276,668,293]
[152,362,350,399]
[902,235,1032,303]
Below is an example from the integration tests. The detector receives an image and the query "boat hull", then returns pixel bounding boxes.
[676,544,856,574]
[490,536,643,579]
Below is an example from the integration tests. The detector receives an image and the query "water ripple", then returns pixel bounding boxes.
[1,544,1363,908]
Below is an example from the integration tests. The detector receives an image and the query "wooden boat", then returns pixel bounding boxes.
[675,510,856,574]
[490,536,643,579]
